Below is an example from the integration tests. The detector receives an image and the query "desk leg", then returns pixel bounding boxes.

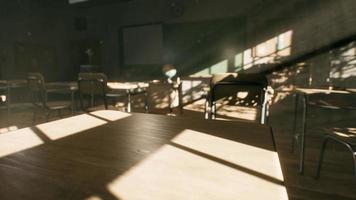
[299,94,308,174]
[90,93,94,107]
[168,89,173,113]
[71,91,75,115]
[204,97,209,119]
[6,85,10,124]
[291,93,300,153]
[211,101,216,120]
[178,86,183,115]
[144,91,148,113]
[127,93,131,113]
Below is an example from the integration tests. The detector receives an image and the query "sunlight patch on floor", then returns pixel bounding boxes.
[172,129,284,182]
[0,127,43,157]
[0,126,18,134]
[90,110,131,121]
[107,129,287,200]
[36,114,107,140]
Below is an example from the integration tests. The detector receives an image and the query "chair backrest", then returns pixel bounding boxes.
[27,73,47,107]
[210,73,269,124]
[211,72,268,86]
[78,73,108,110]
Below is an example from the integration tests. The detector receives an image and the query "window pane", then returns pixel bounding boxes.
[210,60,228,74]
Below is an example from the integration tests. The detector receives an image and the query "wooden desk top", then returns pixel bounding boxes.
[293,88,356,109]
[0,111,287,200]
[294,87,350,95]
[44,81,149,92]
[346,88,356,93]
[107,82,149,90]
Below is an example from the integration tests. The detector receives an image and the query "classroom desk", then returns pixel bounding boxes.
[0,80,149,115]
[107,82,149,112]
[0,110,287,199]
[291,88,356,174]
[45,81,149,113]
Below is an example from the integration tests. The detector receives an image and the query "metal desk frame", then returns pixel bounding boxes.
[291,88,355,174]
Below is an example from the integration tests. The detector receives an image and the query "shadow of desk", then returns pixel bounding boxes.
[0,110,287,199]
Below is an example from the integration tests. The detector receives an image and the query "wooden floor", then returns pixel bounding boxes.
[1,94,356,199]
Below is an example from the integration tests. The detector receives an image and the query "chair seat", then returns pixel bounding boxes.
[106,92,126,98]
[46,101,72,110]
[214,104,260,122]
[325,127,356,144]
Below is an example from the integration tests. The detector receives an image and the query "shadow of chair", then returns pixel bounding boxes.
[27,73,72,124]
[207,73,270,124]
[316,127,356,178]
[78,73,126,111]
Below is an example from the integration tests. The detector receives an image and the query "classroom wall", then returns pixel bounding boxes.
[0,0,355,83]
[256,0,356,89]
[0,0,75,81]
[72,0,258,80]
[75,0,356,81]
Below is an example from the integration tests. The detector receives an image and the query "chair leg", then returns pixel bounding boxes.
[204,99,209,119]
[103,96,108,110]
[46,111,51,122]
[144,92,148,113]
[299,94,308,174]
[71,91,75,115]
[291,134,299,153]
[69,107,73,116]
[79,94,85,111]
[353,153,356,177]
[291,93,299,153]
[127,93,131,112]
[211,102,216,120]
[261,103,267,124]
[315,137,330,179]
[269,127,277,151]
[32,108,37,125]
[58,109,62,118]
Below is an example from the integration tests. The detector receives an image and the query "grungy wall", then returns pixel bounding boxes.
[0,0,355,82]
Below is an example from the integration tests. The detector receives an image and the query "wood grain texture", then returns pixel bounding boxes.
[0,110,286,200]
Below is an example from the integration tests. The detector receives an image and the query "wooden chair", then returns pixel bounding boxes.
[207,73,269,124]
[78,73,109,111]
[316,127,356,178]
[78,73,129,111]
[27,73,72,123]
